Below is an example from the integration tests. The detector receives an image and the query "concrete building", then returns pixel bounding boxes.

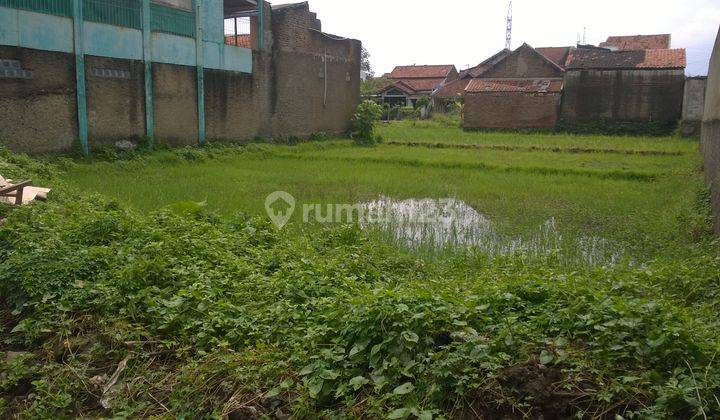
[464,79,563,130]
[561,45,686,131]
[0,0,361,154]
[462,44,568,130]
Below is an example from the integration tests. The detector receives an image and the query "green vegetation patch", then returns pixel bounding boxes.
[0,124,717,418]
[1,187,719,418]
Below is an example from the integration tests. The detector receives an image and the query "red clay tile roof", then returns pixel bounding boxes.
[377,80,416,96]
[434,78,471,98]
[599,34,671,50]
[400,78,445,92]
[388,65,456,79]
[466,79,563,94]
[536,47,572,69]
[567,48,686,70]
[225,34,252,48]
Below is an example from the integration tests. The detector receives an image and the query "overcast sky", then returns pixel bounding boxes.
[269,0,720,76]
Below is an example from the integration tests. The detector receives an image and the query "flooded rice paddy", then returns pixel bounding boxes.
[359,196,625,265]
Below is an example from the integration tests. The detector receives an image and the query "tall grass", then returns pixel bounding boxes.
[60,125,706,264]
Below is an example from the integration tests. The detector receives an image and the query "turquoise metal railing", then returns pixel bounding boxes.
[0,0,73,17]
[1,0,195,38]
[84,0,141,29]
[150,3,194,37]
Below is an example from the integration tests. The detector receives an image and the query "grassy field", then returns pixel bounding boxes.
[1,122,718,418]
[380,118,695,152]
[62,121,704,262]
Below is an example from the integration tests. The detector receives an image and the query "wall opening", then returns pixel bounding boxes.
[223,0,259,50]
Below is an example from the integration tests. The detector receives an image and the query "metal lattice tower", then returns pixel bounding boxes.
[505,1,513,50]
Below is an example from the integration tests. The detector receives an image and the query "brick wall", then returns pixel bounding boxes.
[463,92,561,129]
[481,46,563,79]
[0,2,360,153]
[0,46,77,153]
[561,69,685,123]
[205,2,360,142]
[86,56,146,148]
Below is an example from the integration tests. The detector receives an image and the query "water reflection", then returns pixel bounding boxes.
[359,196,624,265]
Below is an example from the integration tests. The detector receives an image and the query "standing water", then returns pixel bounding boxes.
[359,196,625,265]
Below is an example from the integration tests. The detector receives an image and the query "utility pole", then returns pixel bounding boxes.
[505,1,513,50]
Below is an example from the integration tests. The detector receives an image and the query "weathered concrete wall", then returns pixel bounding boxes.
[463,92,561,130]
[86,56,146,148]
[0,46,77,152]
[153,63,198,146]
[681,76,707,137]
[0,2,360,153]
[561,69,685,123]
[701,27,720,233]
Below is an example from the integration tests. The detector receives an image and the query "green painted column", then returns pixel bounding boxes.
[194,0,205,145]
[72,0,88,156]
[257,0,263,50]
[142,0,154,146]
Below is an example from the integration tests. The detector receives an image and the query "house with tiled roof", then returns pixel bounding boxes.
[433,49,512,110]
[462,43,568,129]
[561,37,687,129]
[377,64,458,108]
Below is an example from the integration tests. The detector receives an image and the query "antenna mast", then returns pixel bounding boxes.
[505,1,513,50]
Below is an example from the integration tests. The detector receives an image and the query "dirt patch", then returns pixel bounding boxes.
[500,361,570,418]
[456,359,584,419]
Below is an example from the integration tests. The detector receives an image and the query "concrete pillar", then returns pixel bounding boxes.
[72,0,88,156]
[142,0,154,146]
[194,0,205,145]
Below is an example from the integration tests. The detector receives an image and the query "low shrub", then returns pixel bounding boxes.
[351,100,384,144]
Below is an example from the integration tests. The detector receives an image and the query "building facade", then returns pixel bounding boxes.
[462,44,566,130]
[464,79,563,130]
[561,44,686,130]
[0,0,361,153]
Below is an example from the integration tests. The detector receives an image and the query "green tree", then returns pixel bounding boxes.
[361,47,374,78]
